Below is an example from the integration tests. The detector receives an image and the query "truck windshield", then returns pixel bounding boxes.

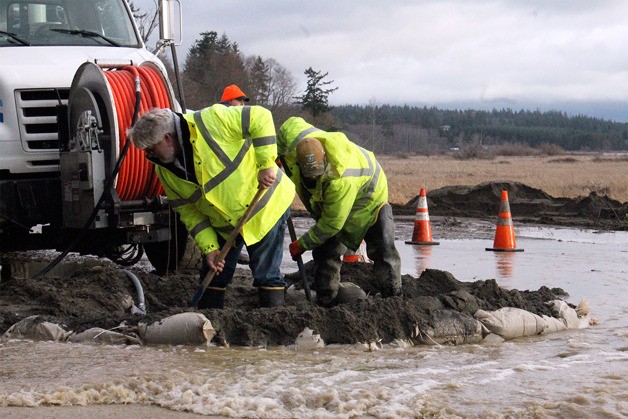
[0,0,141,47]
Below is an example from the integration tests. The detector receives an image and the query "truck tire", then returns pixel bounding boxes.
[144,216,202,276]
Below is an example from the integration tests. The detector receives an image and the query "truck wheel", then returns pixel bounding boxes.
[144,217,202,276]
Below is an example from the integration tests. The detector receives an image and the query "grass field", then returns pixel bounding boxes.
[378,154,628,205]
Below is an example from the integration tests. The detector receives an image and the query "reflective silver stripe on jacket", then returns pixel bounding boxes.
[190,219,212,238]
[352,146,381,208]
[190,170,284,239]
[190,217,237,239]
[169,188,202,208]
[253,136,276,147]
[194,111,252,194]
[302,223,330,249]
[335,146,381,207]
[301,147,381,249]
[288,127,323,151]
[158,174,196,209]
[241,106,276,147]
[241,106,251,138]
[250,170,283,220]
[342,146,374,178]
[185,110,284,235]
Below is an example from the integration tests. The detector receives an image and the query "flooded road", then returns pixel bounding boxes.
[1,221,626,418]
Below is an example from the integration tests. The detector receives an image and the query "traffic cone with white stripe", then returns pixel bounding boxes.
[405,188,439,245]
[485,190,524,252]
[343,240,371,263]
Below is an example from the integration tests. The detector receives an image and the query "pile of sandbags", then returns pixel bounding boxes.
[1,298,594,347]
[474,299,593,340]
[1,312,215,346]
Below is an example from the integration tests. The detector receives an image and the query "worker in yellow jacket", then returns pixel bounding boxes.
[129,106,295,308]
[277,117,401,307]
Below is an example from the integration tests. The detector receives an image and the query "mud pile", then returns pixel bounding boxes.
[0,260,567,347]
[398,181,627,230]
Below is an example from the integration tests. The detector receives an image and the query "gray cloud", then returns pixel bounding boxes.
[136,0,628,121]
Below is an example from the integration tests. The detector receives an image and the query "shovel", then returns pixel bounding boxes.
[287,216,313,302]
[190,188,265,307]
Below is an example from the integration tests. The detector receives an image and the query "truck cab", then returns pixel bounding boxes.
[1,0,161,178]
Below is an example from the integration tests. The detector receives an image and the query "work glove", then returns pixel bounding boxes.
[289,240,304,261]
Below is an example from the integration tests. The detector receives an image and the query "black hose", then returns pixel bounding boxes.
[34,82,143,278]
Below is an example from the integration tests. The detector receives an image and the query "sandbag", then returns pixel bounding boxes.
[138,312,215,345]
[335,281,367,304]
[294,327,325,350]
[474,307,547,339]
[542,315,568,333]
[285,281,366,305]
[550,300,591,329]
[68,328,142,345]
[2,315,73,342]
[414,310,487,345]
[285,284,311,302]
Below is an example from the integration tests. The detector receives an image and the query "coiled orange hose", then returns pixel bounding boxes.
[103,65,170,200]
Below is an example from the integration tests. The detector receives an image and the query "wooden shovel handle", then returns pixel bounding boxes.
[191,188,266,306]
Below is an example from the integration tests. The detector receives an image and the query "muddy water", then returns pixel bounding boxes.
[1,222,626,418]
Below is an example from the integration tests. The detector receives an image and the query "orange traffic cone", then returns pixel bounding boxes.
[486,190,524,252]
[343,240,371,263]
[405,188,439,245]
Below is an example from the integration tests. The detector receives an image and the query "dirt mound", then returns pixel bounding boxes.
[1,180,609,346]
[399,181,627,229]
[0,260,568,347]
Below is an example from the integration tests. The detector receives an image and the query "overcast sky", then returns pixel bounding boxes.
[137,0,628,122]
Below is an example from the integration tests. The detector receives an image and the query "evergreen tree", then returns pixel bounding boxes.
[296,67,338,117]
[183,31,247,109]
[247,56,271,105]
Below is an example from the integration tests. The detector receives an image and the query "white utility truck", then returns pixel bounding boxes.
[0,0,195,274]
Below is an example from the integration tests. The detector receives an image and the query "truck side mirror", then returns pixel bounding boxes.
[159,0,182,45]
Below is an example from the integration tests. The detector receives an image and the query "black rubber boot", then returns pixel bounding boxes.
[198,287,225,309]
[312,237,344,308]
[365,204,403,297]
[258,286,285,308]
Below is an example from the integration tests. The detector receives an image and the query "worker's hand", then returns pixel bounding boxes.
[205,250,225,274]
[289,240,304,261]
[258,167,276,189]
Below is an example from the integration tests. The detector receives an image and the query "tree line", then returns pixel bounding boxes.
[332,105,628,154]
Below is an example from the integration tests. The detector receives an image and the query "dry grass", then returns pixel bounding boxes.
[379,154,628,205]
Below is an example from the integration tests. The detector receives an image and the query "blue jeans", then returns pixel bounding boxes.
[201,208,290,288]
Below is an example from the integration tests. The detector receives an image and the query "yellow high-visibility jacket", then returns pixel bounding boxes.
[278,117,388,251]
[155,105,295,254]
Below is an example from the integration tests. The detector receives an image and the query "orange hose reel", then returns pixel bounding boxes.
[103,64,171,200]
